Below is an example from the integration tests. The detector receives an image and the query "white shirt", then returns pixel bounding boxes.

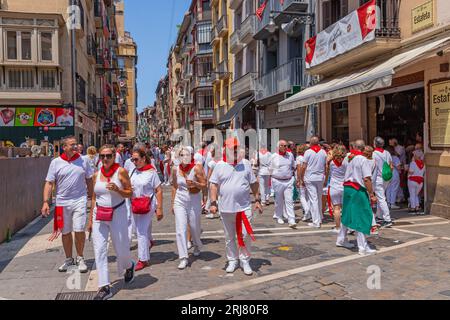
[329,160,347,190]
[392,156,401,180]
[209,160,257,213]
[124,158,135,173]
[46,155,94,206]
[130,169,161,199]
[373,149,393,182]
[270,152,296,180]
[344,155,373,188]
[115,152,124,167]
[303,148,328,182]
[194,152,205,165]
[82,155,97,173]
[258,151,272,176]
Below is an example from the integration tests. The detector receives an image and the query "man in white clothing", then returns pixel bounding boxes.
[115,143,125,167]
[299,136,328,228]
[270,140,297,228]
[257,146,272,206]
[373,137,394,227]
[209,138,263,276]
[41,136,94,273]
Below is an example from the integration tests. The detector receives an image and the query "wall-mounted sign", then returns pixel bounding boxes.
[430,79,450,147]
[412,1,434,34]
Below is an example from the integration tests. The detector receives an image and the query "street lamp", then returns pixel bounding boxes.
[265,11,315,34]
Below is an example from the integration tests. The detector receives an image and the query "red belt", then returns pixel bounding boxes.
[236,211,256,248]
[409,176,424,184]
[344,181,361,191]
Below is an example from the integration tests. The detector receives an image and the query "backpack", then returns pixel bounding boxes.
[381,159,393,182]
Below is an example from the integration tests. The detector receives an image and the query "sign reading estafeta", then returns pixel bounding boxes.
[305,0,377,69]
[430,80,450,147]
[412,1,434,34]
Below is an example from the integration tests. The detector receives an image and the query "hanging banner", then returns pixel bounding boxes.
[305,0,377,69]
[256,0,268,21]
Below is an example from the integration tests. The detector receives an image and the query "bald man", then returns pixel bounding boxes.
[270,140,297,228]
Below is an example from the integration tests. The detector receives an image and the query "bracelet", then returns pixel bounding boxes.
[255,198,261,203]
[211,201,218,207]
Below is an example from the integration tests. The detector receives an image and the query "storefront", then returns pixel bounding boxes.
[263,103,307,145]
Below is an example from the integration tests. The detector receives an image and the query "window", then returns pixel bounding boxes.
[41,32,53,61]
[7,31,17,60]
[202,0,210,12]
[41,70,57,89]
[322,0,348,29]
[21,32,32,60]
[8,69,34,89]
[332,100,349,146]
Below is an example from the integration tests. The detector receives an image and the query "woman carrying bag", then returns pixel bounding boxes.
[88,145,135,301]
[129,149,164,271]
[171,147,207,270]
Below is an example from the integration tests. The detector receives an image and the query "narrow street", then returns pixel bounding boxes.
[1,186,449,300]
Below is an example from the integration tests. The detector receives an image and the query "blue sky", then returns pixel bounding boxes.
[125,0,188,112]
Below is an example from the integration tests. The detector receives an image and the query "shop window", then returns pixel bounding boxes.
[322,0,348,29]
[332,100,349,146]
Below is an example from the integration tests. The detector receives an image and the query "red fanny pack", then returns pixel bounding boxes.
[96,201,125,221]
[131,195,153,215]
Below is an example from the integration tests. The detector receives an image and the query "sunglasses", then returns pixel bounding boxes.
[99,154,113,160]
[131,158,140,163]
[279,145,287,147]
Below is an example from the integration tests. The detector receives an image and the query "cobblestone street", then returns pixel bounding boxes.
[1,186,449,300]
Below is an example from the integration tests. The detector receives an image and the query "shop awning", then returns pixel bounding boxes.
[279,37,450,112]
[217,96,254,125]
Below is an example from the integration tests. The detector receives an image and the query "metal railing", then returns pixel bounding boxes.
[240,14,257,42]
[375,0,401,38]
[255,58,304,102]
[217,14,228,34]
[231,72,257,100]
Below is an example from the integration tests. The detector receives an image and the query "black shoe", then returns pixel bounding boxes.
[381,221,393,228]
[124,261,135,284]
[94,285,112,300]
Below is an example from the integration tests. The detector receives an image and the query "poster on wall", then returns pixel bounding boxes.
[14,108,36,127]
[305,0,377,69]
[34,108,57,127]
[0,107,16,127]
[430,79,450,148]
[56,108,74,127]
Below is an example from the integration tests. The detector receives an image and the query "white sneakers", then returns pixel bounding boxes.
[277,218,285,225]
[226,261,239,273]
[58,258,75,272]
[336,241,355,249]
[76,256,88,273]
[331,227,341,234]
[390,204,401,210]
[359,247,377,256]
[240,260,253,276]
[308,222,321,229]
[289,223,297,229]
[178,258,189,270]
[187,241,193,250]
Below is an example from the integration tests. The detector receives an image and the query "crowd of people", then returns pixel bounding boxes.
[41,133,426,300]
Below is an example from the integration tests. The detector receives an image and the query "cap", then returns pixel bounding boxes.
[224,137,240,149]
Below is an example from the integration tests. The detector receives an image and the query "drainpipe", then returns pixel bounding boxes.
[70,0,78,140]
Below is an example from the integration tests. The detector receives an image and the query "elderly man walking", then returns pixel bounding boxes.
[270,140,297,228]
[299,137,327,228]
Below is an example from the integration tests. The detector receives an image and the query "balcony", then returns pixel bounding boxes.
[218,60,229,79]
[87,35,97,63]
[192,76,213,91]
[195,109,214,121]
[211,27,219,46]
[230,0,244,10]
[231,72,257,100]
[240,14,257,44]
[97,98,106,116]
[217,15,228,37]
[307,0,401,76]
[182,42,194,57]
[255,58,304,102]
[230,30,243,54]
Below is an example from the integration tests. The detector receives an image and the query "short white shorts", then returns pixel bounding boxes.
[59,197,88,235]
[329,187,344,206]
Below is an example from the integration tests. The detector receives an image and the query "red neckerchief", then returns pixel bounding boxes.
[223,150,239,166]
[236,211,256,249]
[287,148,292,153]
[415,160,425,170]
[278,151,287,156]
[348,150,363,162]
[138,164,156,172]
[198,148,206,156]
[310,145,321,153]
[333,159,343,167]
[101,163,120,180]
[60,152,80,162]
[179,160,195,173]
[375,148,384,153]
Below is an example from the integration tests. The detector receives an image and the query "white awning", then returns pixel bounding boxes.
[279,37,450,112]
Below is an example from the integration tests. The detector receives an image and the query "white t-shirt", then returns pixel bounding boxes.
[344,155,373,188]
[82,155,97,173]
[373,150,393,182]
[209,160,257,213]
[303,149,328,182]
[46,156,94,206]
[395,145,406,164]
[329,160,347,189]
[208,160,218,171]
[124,158,135,173]
[194,152,204,165]
[115,152,124,167]
[130,169,161,199]
[258,151,272,176]
[270,152,296,179]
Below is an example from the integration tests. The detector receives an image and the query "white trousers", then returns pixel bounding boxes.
[164,165,170,184]
[272,177,295,224]
[408,180,423,209]
[126,199,136,245]
[375,179,391,222]
[221,209,253,263]
[133,210,155,262]
[305,180,324,226]
[92,206,133,288]
[337,224,369,252]
[174,194,203,260]
[259,175,271,203]
[386,176,400,206]
[299,185,310,218]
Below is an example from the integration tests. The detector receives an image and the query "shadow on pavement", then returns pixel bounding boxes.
[150,251,178,265]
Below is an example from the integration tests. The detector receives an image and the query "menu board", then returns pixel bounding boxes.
[430,79,450,147]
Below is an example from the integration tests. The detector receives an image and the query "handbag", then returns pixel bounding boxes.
[96,201,125,222]
[131,195,153,214]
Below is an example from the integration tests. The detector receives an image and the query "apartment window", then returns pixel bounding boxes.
[197,23,212,44]
[8,69,34,89]
[202,0,210,12]
[235,7,243,30]
[76,74,87,104]
[7,31,17,60]
[41,32,53,61]
[21,32,32,60]
[235,52,243,79]
[41,69,57,89]
[322,0,348,29]
[223,83,229,105]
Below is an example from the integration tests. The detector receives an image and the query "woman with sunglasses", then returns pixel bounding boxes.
[171,146,207,270]
[88,145,135,300]
[129,149,164,271]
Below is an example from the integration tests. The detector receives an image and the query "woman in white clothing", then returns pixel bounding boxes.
[171,147,207,270]
[88,145,135,300]
[296,144,310,221]
[325,145,347,232]
[129,149,164,272]
[408,149,425,213]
